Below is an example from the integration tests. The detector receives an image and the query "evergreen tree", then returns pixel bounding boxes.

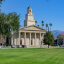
[44,29,54,48]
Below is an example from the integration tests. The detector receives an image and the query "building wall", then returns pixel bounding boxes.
[57,35,64,45]
[27,21,35,26]
[12,33,44,47]
[0,36,6,44]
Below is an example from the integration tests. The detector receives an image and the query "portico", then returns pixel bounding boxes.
[18,31,44,47]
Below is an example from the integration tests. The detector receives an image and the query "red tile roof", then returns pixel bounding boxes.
[60,34,64,36]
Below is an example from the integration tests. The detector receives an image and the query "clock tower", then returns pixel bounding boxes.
[24,7,35,26]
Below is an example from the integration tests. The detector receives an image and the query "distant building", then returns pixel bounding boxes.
[11,7,46,48]
[57,34,64,46]
[0,36,6,45]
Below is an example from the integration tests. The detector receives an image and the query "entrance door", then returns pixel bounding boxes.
[31,40,33,45]
[20,40,22,45]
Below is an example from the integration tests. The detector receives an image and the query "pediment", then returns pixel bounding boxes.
[23,26,41,30]
[19,25,46,31]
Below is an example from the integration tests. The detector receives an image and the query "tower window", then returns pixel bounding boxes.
[30,10,31,12]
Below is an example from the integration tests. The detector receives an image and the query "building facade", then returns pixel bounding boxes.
[57,34,64,46]
[11,7,46,48]
[0,36,6,45]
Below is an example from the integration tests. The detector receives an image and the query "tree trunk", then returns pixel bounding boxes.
[6,36,11,46]
[46,27,47,31]
[6,27,11,46]
[50,26,51,31]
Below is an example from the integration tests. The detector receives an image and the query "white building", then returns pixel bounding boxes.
[57,34,64,46]
[11,7,46,48]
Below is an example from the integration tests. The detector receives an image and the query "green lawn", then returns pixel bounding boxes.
[0,48,64,64]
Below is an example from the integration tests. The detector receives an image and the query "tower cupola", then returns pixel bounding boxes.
[24,7,35,26]
[27,7,32,14]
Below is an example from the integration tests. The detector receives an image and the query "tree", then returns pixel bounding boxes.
[0,13,6,35]
[0,13,7,44]
[42,20,44,28]
[0,0,4,3]
[0,0,5,12]
[0,12,20,45]
[49,23,52,31]
[46,23,48,31]
[5,12,20,45]
[44,30,54,48]
[42,20,44,23]
[35,20,37,23]
[37,25,39,27]
[35,21,37,26]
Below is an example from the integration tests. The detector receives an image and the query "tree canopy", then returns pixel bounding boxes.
[0,0,4,3]
[0,13,6,36]
[0,12,20,45]
[44,31,54,48]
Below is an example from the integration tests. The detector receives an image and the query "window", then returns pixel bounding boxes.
[30,10,31,12]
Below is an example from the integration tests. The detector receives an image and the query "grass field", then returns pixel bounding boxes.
[0,48,64,64]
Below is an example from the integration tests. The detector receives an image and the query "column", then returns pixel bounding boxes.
[11,36,13,45]
[42,34,44,44]
[30,32,31,46]
[19,32,21,45]
[14,39,16,45]
[40,33,41,45]
[35,33,36,45]
[24,32,26,45]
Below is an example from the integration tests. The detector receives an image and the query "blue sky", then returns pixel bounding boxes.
[1,0,64,31]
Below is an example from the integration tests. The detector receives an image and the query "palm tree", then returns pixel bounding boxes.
[0,0,3,3]
[42,20,44,28]
[35,21,37,25]
[42,21,44,24]
[37,25,39,27]
[46,24,48,31]
[0,0,5,7]
[42,24,44,27]
[49,23,52,31]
